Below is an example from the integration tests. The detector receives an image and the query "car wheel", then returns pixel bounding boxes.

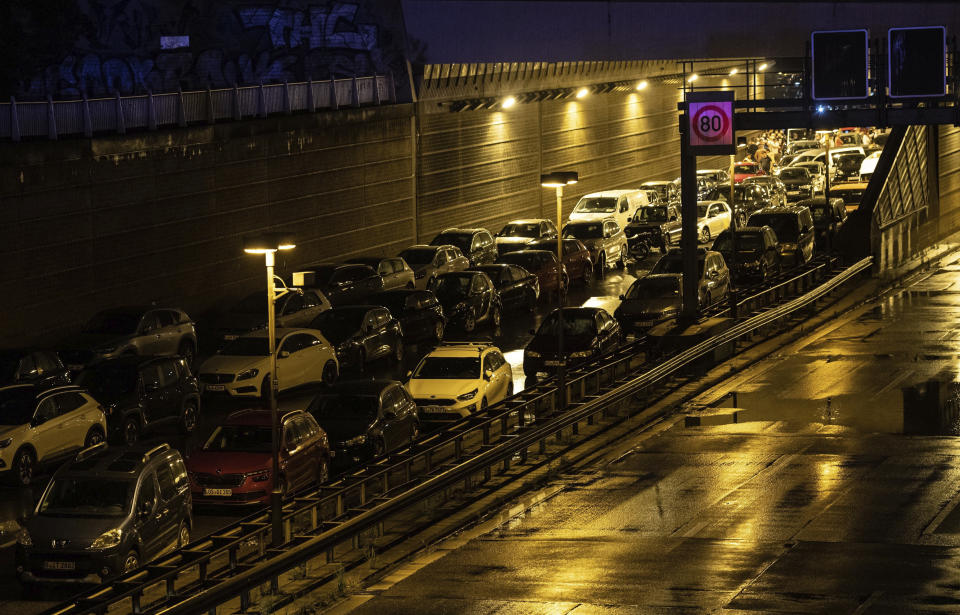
[700,227,711,243]
[12,448,34,487]
[316,460,329,486]
[84,427,104,448]
[177,522,190,549]
[433,319,445,342]
[617,246,626,269]
[581,264,593,287]
[122,417,140,445]
[180,400,199,434]
[463,312,477,333]
[322,360,338,386]
[177,340,195,368]
[122,550,140,574]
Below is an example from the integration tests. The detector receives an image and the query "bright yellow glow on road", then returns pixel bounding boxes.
[576,87,589,99]
[758,63,768,71]
[729,68,738,76]
[636,80,648,90]
[687,74,698,83]
[502,96,517,109]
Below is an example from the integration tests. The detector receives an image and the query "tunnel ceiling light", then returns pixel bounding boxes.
[576,87,589,99]
[501,96,517,109]
[540,171,579,188]
[758,63,768,71]
[687,74,699,83]
[636,80,649,90]
[729,68,739,76]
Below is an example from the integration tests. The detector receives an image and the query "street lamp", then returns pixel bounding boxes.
[540,171,578,409]
[243,231,295,547]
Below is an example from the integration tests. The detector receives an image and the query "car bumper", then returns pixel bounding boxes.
[191,487,270,505]
[417,401,477,423]
[524,354,595,377]
[199,380,259,397]
[16,546,126,584]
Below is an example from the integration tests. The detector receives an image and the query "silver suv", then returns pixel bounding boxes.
[562,217,629,272]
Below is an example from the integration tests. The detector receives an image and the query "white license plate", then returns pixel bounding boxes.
[545,360,564,366]
[223,334,239,341]
[203,488,232,496]
[67,364,85,371]
[43,561,75,571]
[205,384,225,392]
[421,406,447,414]
[636,320,656,327]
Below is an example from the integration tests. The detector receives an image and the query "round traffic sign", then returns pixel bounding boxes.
[691,104,730,143]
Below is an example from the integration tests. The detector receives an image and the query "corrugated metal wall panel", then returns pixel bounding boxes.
[938,126,960,239]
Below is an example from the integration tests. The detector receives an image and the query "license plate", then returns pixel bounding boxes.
[421,406,447,414]
[545,360,564,366]
[223,334,239,341]
[43,561,75,571]
[636,320,656,327]
[205,384,225,392]
[203,488,232,496]
[67,364,85,371]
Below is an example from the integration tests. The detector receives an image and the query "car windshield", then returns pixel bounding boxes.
[84,311,140,335]
[413,357,480,379]
[75,365,138,400]
[431,233,472,253]
[713,232,764,252]
[39,478,132,517]
[429,274,473,301]
[311,395,378,421]
[563,223,603,239]
[779,168,809,181]
[219,337,273,356]
[643,184,671,199]
[633,206,668,223]
[0,388,34,425]
[835,154,864,172]
[311,310,363,344]
[537,313,596,337]
[653,257,705,276]
[624,278,680,300]
[498,223,540,238]
[749,214,799,242]
[399,248,435,265]
[573,197,617,213]
[204,424,272,452]
[501,252,548,270]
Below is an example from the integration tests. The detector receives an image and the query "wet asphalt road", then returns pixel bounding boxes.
[335,252,960,614]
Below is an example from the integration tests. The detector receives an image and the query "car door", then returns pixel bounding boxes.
[378,386,404,451]
[154,310,181,355]
[136,312,164,355]
[31,395,70,461]
[134,471,164,559]
[501,267,523,309]
[276,293,306,328]
[139,362,168,424]
[377,260,397,290]
[281,417,307,488]
[296,290,327,325]
[154,461,183,552]
[277,334,307,389]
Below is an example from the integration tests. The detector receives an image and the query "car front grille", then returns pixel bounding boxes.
[198,373,235,384]
[415,398,456,407]
[194,472,245,487]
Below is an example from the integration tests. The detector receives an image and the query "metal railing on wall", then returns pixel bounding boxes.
[1,74,396,141]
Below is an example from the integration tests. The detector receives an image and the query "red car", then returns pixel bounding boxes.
[733,161,765,183]
[187,409,331,505]
[524,238,595,286]
[497,249,569,298]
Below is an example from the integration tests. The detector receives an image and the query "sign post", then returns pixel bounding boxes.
[680,91,735,320]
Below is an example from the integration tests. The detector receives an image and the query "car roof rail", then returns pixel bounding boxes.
[143,443,171,462]
[74,441,108,462]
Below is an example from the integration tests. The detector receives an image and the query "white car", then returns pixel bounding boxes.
[859,151,881,181]
[197,328,338,398]
[0,384,107,486]
[407,342,513,422]
[696,200,732,243]
[568,190,649,231]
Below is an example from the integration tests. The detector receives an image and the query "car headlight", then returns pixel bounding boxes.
[569,350,594,358]
[0,437,12,449]
[345,434,367,447]
[526,350,541,358]
[87,528,122,550]
[236,368,259,381]
[17,527,31,546]
[457,388,478,401]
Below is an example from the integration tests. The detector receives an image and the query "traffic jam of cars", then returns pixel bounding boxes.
[0,126,880,591]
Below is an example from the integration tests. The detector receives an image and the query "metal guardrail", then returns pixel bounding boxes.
[43,255,870,615]
[1,74,396,141]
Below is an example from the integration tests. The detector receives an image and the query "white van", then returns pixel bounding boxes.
[568,190,649,230]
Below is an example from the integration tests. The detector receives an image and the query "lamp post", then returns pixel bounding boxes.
[243,232,295,547]
[540,171,578,409]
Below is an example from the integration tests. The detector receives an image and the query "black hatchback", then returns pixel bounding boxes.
[523,307,621,380]
[430,228,498,267]
[367,289,446,343]
[469,264,539,312]
[712,226,781,283]
[428,271,502,332]
[0,350,71,389]
[310,306,404,371]
[75,356,201,445]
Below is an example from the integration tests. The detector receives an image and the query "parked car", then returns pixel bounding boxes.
[367,289,446,343]
[614,274,682,334]
[799,197,848,252]
[641,180,680,206]
[309,306,404,371]
[61,307,199,371]
[712,226,782,283]
[211,288,331,349]
[696,200,733,243]
[729,183,778,227]
[0,384,107,486]
[561,218,628,272]
[469,264,540,312]
[430,228,498,266]
[497,250,568,298]
[345,256,416,290]
[16,443,191,587]
[859,151,881,182]
[651,248,731,309]
[568,190,648,231]
[494,219,558,255]
[747,206,816,267]
[625,204,682,254]
[398,245,471,289]
[697,169,730,187]
[523,307,621,380]
[523,238,595,286]
[407,342,513,423]
[197,328,338,399]
[307,379,419,468]
[428,271,502,333]
[76,356,200,445]
[791,161,827,193]
[187,409,330,505]
[778,166,816,202]
[832,152,866,183]
[741,175,788,207]
[786,138,820,156]
[0,350,70,389]
[290,263,383,306]
[733,161,765,183]
[827,181,869,211]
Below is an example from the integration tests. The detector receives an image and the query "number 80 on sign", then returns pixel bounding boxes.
[688,101,733,147]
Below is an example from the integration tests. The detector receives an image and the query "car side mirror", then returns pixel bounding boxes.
[483,370,494,381]
[138,501,152,522]
[406,370,413,379]
[618,294,625,300]
[279,350,290,359]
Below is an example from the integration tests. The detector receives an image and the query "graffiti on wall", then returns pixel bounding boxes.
[6,0,409,100]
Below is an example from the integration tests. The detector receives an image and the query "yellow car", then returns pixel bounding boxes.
[0,384,107,486]
[407,342,513,422]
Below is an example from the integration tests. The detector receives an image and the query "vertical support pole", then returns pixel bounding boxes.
[10,96,20,142]
[82,92,94,137]
[680,127,700,320]
[266,250,282,548]
[147,90,157,131]
[177,87,187,127]
[555,184,566,409]
[47,95,58,140]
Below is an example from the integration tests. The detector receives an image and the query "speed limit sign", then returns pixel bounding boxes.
[685,91,735,155]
